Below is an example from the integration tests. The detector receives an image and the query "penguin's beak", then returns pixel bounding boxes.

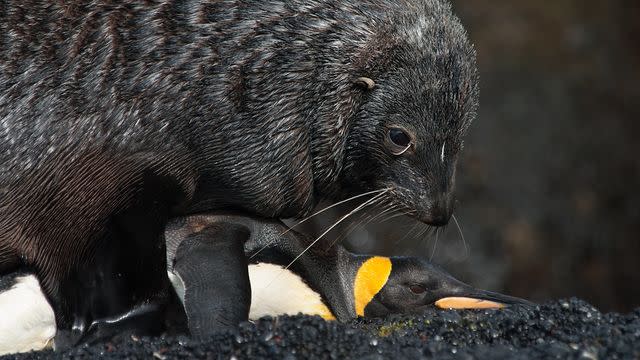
[434,291,533,310]
[432,280,534,310]
[435,297,506,309]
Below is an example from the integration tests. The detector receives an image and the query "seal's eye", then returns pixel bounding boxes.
[409,284,426,295]
[389,128,411,147]
[387,127,413,155]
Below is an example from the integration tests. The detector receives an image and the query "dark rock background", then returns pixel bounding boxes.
[301,1,640,312]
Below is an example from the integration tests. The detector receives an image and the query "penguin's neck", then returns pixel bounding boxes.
[245,221,356,321]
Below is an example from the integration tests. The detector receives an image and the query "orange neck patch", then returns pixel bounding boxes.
[354,257,392,317]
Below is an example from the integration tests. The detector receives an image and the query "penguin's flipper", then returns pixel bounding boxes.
[169,223,251,338]
[73,302,166,347]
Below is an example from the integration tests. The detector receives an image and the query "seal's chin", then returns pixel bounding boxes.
[412,210,451,227]
[423,214,450,227]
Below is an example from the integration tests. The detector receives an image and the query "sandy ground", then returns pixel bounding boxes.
[7,298,639,359]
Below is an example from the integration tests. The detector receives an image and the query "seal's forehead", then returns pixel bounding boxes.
[392,0,474,56]
[377,62,478,139]
[406,40,478,133]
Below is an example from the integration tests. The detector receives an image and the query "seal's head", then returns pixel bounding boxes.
[338,0,479,226]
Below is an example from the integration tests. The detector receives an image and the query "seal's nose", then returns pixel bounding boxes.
[428,212,449,226]
[427,195,453,226]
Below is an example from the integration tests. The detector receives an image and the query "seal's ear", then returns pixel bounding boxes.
[354,77,376,91]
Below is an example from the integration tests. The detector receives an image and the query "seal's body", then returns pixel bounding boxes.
[0,0,479,334]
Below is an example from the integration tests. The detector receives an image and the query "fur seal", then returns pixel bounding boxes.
[0,214,528,355]
[0,0,479,335]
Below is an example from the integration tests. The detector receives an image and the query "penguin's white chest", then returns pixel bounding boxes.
[0,275,56,355]
[248,263,334,320]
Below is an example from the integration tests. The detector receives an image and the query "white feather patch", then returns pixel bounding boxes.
[0,265,335,356]
[168,271,185,306]
[0,275,56,355]
[248,263,333,320]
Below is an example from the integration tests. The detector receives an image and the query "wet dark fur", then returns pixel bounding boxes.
[0,0,478,328]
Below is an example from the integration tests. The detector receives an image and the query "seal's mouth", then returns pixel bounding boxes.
[392,204,452,227]
[414,211,451,227]
[386,187,453,227]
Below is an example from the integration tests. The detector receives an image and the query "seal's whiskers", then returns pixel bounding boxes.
[394,221,422,246]
[430,228,440,260]
[452,214,470,260]
[281,189,390,235]
[284,189,390,272]
[378,210,414,224]
[414,223,432,245]
[326,201,399,251]
[249,189,390,260]
[258,189,390,292]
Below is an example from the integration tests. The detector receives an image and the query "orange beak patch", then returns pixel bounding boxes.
[435,297,506,310]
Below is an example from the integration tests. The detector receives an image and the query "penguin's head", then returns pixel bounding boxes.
[353,256,532,318]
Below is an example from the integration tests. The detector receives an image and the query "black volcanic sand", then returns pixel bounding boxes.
[9,299,640,359]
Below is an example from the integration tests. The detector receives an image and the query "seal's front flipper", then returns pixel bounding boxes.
[169,223,251,338]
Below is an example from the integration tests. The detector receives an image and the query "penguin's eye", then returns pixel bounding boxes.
[409,284,426,295]
[386,127,413,155]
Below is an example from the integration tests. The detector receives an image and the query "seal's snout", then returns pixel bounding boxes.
[426,205,451,226]
[418,194,453,226]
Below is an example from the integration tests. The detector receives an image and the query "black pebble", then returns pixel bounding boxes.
[8,299,640,360]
